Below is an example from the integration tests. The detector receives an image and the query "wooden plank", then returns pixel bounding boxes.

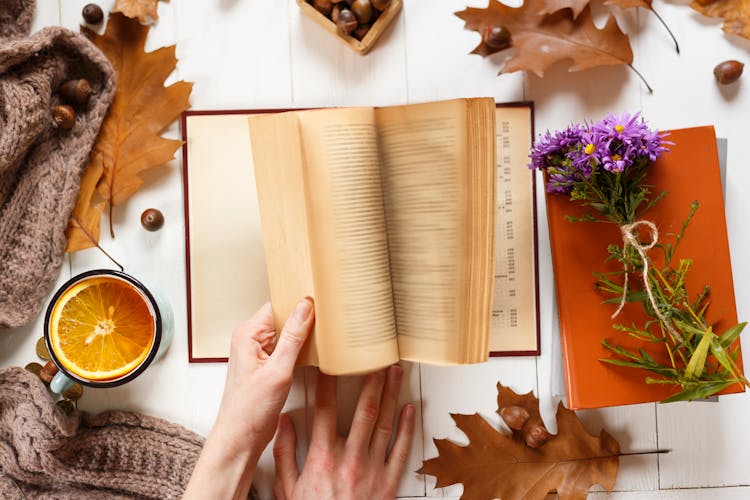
[402,0,524,104]
[288,0,408,107]
[173,0,293,108]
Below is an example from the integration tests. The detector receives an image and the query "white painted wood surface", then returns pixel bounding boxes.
[2,0,749,498]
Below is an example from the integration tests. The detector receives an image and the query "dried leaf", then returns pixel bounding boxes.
[456,0,633,76]
[539,0,650,18]
[691,0,750,39]
[67,13,192,251]
[65,156,105,252]
[419,383,620,500]
[113,0,161,25]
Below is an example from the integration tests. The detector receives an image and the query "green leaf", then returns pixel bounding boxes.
[684,329,714,380]
[645,377,677,385]
[661,381,733,403]
[719,322,747,349]
[710,337,740,378]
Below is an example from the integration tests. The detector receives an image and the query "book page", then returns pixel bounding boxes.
[375,100,473,364]
[491,106,538,353]
[185,113,271,360]
[296,108,400,374]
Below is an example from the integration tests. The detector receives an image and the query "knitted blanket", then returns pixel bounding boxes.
[0,367,204,499]
[0,0,115,328]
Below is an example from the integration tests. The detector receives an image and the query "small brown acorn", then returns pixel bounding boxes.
[714,60,744,85]
[313,0,334,17]
[82,3,104,24]
[60,79,92,107]
[336,9,358,36]
[500,405,530,430]
[141,208,165,231]
[52,105,76,130]
[524,423,551,448]
[484,25,512,51]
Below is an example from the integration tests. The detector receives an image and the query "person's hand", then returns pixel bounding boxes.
[184,298,315,500]
[273,366,416,500]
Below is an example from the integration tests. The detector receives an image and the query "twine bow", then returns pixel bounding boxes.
[612,220,682,342]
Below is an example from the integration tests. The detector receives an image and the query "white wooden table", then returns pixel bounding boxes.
[3,1,750,498]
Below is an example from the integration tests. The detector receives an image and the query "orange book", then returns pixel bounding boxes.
[546,126,745,410]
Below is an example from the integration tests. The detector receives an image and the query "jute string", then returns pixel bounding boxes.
[612,220,683,342]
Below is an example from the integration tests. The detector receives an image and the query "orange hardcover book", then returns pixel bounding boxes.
[546,126,744,410]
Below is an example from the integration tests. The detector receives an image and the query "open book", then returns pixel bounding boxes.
[181,99,538,369]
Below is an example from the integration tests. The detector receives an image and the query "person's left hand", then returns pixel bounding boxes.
[184,298,315,500]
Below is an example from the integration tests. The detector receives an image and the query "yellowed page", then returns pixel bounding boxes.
[248,112,318,366]
[297,108,400,374]
[491,106,537,353]
[186,113,271,360]
[375,99,493,364]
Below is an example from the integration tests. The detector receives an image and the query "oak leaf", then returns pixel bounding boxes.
[66,13,192,252]
[538,0,650,19]
[113,0,161,25]
[418,383,620,500]
[690,0,750,39]
[456,0,633,77]
[65,157,105,252]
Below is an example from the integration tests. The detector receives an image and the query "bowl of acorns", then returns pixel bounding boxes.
[297,0,402,55]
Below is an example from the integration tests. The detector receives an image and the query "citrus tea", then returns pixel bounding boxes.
[44,270,170,390]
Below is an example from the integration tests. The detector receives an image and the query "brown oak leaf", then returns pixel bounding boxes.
[65,157,105,252]
[691,0,750,39]
[538,0,650,19]
[455,0,633,77]
[113,0,161,25]
[418,383,620,500]
[66,13,192,252]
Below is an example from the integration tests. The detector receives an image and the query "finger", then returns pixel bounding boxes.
[385,404,415,481]
[230,302,274,349]
[370,365,403,461]
[273,413,299,498]
[268,298,314,373]
[346,368,387,457]
[310,370,338,448]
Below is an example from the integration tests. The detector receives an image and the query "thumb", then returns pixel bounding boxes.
[269,298,314,372]
[273,413,300,498]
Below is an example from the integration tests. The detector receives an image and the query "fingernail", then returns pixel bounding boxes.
[389,365,403,383]
[292,298,313,322]
[405,404,415,420]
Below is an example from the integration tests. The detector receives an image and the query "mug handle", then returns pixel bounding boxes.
[50,371,75,394]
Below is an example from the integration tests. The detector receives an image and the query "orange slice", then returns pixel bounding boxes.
[49,276,155,381]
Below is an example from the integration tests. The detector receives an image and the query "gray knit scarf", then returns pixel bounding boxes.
[0,0,115,328]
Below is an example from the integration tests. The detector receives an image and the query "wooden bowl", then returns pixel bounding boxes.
[296,0,402,55]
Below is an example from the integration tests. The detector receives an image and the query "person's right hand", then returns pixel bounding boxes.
[273,365,415,500]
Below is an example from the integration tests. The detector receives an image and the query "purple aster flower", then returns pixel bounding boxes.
[593,112,649,146]
[529,124,584,170]
[569,130,603,177]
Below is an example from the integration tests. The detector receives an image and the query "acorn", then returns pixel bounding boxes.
[371,0,391,10]
[52,105,76,130]
[313,0,334,17]
[484,25,512,51]
[82,3,104,24]
[714,60,744,85]
[500,405,530,430]
[141,208,165,231]
[60,79,92,107]
[350,0,372,24]
[525,424,551,448]
[336,9,358,36]
[353,23,371,41]
[39,361,59,385]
